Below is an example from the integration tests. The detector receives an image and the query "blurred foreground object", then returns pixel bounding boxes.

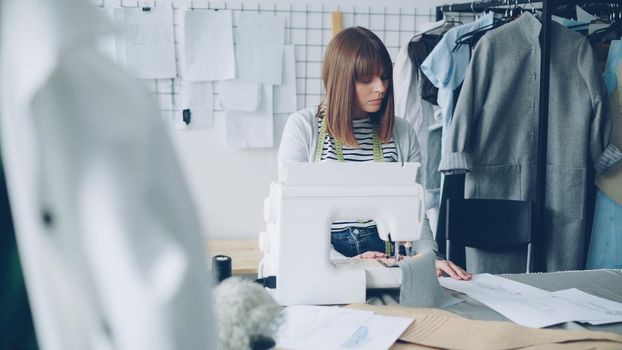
[0,0,216,349]
[213,277,282,350]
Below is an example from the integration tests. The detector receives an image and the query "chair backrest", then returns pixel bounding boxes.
[445,198,534,273]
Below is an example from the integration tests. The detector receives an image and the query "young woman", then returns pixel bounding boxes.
[278,27,470,280]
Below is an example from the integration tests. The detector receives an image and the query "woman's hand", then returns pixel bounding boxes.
[435,259,472,280]
[354,251,386,259]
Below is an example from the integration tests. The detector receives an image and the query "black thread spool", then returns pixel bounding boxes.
[212,255,232,283]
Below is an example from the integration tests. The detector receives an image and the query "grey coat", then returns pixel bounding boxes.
[439,13,620,271]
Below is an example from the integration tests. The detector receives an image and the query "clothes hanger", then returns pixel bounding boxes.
[445,4,464,25]
[410,4,462,42]
[451,2,510,53]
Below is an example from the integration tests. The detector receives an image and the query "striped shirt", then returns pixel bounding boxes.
[318,117,397,231]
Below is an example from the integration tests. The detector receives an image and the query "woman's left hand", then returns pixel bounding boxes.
[435,259,472,280]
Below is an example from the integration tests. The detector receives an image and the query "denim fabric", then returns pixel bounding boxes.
[331,226,387,258]
[331,226,409,258]
[587,190,622,269]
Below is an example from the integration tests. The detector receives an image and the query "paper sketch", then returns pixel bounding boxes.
[441,274,622,328]
[174,81,214,130]
[276,306,374,350]
[276,306,411,350]
[235,12,285,84]
[225,84,273,148]
[114,7,176,79]
[218,81,260,111]
[184,10,235,81]
[274,45,298,113]
[339,314,412,350]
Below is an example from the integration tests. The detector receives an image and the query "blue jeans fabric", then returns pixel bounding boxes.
[331,225,407,258]
[331,226,387,258]
[587,190,622,269]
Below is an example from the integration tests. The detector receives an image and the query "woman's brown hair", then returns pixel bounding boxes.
[318,26,394,147]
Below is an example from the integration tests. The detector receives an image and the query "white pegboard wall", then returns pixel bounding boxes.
[93,0,447,122]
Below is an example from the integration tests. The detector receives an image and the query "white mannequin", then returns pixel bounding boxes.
[0,0,216,349]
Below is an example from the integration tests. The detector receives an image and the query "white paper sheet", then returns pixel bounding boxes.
[218,81,260,111]
[235,12,285,84]
[276,306,374,350]
[184,10,235,81]
[441,274,622,328]
[552,288,622,325]
[274,45,298,113]
[440,274,551,299]
[113,7,176,79]
[174,81,214,130]
[339,314,413,350]
[225,84,273,148]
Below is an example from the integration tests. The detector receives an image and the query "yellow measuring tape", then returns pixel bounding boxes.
[315,113,383,163]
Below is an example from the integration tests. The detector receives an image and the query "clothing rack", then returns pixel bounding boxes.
[436,0,621,22]
[433,0,620,271]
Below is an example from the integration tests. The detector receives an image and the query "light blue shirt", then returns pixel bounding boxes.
[604,40,622,96]
[420,13,495,205]
[420,13,495,155]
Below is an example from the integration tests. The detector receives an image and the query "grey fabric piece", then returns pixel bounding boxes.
[398,251,462,308]
[465,247,527,274]
[440,13,615,271]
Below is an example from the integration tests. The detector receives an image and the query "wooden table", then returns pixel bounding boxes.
[206,239,262,276]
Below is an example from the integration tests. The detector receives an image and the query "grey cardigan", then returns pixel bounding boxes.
[440,13,621,271]
[277,106,437,254]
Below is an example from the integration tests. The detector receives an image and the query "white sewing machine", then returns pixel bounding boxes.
[258,162,425,305]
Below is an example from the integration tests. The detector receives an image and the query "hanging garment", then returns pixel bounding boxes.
[420,12,494,156]
[588,58,622,269]
[587,190,622,269]
[408,34,441,105]
[596,44,622,205]
[439,12,622,272]
[393,18,445,121]
[393,41,443,211]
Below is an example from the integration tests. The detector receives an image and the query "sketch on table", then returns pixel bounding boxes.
[473,281,524,297]
[554,297,622,317]
[341,326,370,348]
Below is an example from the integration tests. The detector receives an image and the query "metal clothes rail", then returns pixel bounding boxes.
[433,0,620,271]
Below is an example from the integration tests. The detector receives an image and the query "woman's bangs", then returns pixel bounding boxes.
[353,43,384,81]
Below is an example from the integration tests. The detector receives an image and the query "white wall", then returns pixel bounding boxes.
[170,0,448,240]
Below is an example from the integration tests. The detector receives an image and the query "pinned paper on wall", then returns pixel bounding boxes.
[274,45,298,114]
[225,84,273,148]
[175,82,214,130]
[218,81,261,111]
[113,6,176,79]
[235,12,285,84]
[184,10,235,81]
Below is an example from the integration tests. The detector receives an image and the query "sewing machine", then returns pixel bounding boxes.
[258,162,425,305]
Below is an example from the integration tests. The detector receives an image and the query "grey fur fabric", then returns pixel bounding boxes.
[212,277,282,350]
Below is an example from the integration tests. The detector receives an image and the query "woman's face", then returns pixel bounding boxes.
[352,72,388,119]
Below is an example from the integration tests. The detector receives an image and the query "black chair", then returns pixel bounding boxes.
[445,198,534,274]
